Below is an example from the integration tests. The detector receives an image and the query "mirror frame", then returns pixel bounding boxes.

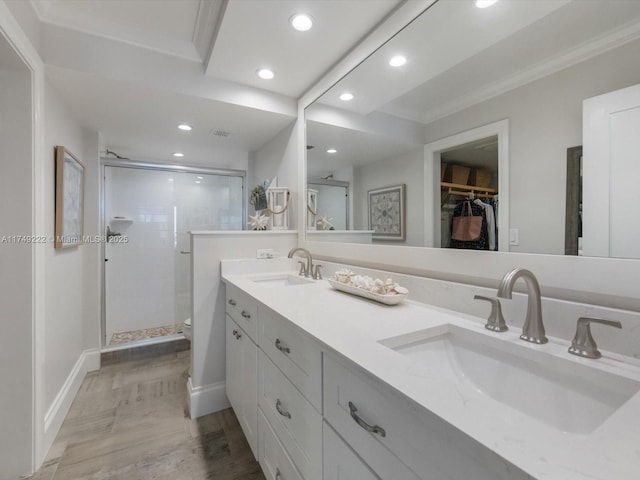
[296,0,640,308]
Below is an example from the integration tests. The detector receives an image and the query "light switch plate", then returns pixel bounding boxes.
[509,228,519,246]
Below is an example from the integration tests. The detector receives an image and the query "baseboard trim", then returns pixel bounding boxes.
[42,348,100,457]
[187,378,230,418]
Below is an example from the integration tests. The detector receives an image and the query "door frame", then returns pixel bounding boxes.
[424,119,509,250]
[100,159,247,348]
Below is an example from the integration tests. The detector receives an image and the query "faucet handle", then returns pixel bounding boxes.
[474,295,508,332]
[297,261,307,277]
[312,264,322,280]
[568,317,622,359]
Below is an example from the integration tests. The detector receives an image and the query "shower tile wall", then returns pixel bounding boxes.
[104,166,243,344]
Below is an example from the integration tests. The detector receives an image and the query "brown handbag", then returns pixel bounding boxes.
[451,201,482,241]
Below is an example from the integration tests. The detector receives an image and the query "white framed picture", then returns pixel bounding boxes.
[368,184,406,241]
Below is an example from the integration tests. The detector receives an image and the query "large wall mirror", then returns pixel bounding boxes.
[305,0,640,258]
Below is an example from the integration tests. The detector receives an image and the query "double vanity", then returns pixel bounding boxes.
[221,256,640,480]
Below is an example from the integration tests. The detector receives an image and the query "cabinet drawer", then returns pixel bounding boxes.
[226,283,258,342]
[324,354,422,479]
[259,305,322,410]
[258,409,304,480]
[323,421,380,480]
[324,353,523,480]
[259,350,322,480]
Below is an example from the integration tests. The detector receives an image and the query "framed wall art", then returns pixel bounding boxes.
[368,184,406,241]
[55,146,85,249]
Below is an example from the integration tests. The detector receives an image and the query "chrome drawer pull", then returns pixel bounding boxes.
[348,401,386,437]
[276,399,291,419]
[241,310,251,319]
[232,329,242,339]
[275,468,283,480]
[275,338,290,354]
[228,299,237,306]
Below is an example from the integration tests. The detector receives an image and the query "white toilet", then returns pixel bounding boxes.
[183,318,192,341]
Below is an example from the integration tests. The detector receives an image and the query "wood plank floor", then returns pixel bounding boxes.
[30,349,265,480]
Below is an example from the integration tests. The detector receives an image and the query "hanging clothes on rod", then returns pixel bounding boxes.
[475,198,497,251]
[449,198,489,250]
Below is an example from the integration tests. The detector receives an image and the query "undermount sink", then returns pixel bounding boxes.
[248,273,315,287]
[379,323,640,434]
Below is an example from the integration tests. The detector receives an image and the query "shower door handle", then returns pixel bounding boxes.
[180,251,191,254]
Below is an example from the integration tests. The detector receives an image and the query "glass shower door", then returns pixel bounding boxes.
[172,172,243,335]
[104,165,243,347]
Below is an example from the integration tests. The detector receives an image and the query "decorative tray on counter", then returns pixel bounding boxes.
[327,278,408,306]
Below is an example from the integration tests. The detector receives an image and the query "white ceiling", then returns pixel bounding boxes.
[207,0,403,97]
[316,0,640,123]
[306,0,640,175]
[306,119,421,177]
[22,0,404,163]
[45,65,295,165]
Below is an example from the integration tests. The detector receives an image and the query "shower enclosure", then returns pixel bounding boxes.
[102,162,245,347]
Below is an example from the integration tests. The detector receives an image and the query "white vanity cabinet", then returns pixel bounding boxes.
[223,276,530,480]
[259,305,323,411]
[225,315,258,458]
[258,305,323,480]
[224,282,323,480]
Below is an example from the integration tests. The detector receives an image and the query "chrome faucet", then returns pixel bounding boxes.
[287,247,322,279]
[497,268,548,344]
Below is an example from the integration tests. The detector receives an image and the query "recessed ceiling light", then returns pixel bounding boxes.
[177,124,192,131]
[475,0,499,8]
[173,152,184,157]
[389,55,407,67]
[290,13,313,31]
[327,149,337,154]
[257,68,274,80]
[168,178,174,182]
[195,180,201,184]
[196,176,203,179]
[339,92,354,101]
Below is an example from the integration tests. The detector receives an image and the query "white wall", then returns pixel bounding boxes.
[354,147,425,247]
[41,80,101,457]
[43,81,86,408]
[422,38,640,255]
[250,121,298,219]
[0,39,34,480]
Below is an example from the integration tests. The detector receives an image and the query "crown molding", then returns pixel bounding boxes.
[30,0,201,62]
[194,0,227,71]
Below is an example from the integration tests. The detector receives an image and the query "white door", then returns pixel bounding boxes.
[583,84,640,258]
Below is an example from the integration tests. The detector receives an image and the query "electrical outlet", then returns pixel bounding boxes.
[256,248,274,259]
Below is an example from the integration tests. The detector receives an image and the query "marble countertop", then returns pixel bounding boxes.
[221,258,640,480]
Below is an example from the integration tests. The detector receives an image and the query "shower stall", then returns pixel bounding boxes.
[102,161,245,347]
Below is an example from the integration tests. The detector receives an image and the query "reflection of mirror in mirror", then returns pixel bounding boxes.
[308,179,349,230]
[305,0,640,258]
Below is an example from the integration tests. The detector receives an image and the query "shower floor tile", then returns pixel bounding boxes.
[109,324,183,345]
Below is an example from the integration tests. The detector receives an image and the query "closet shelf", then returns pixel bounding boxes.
[441,182,498,199]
